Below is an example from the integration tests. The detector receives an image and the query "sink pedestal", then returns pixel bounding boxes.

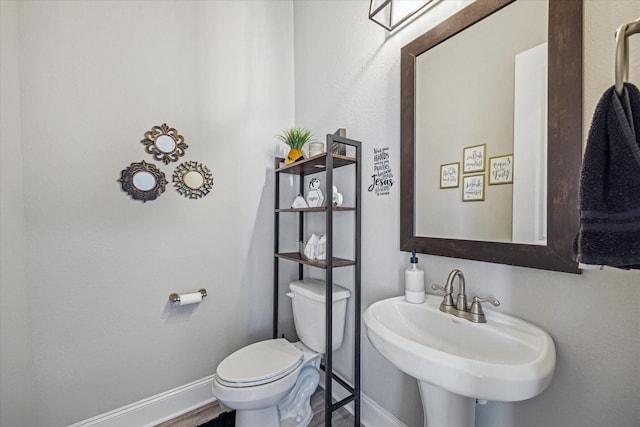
[418,381,475,427]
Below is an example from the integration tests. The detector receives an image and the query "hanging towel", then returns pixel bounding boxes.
[574,82,640,269]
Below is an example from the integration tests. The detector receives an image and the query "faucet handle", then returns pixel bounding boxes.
[469,296,500,323]
[431,284,454,307]
[431,284,445,293]
[469,296,500,315]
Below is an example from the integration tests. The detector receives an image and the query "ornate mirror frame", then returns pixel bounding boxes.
[173,160,214,199]
[400,0,583,273]
[141,123,188,164]
[118,160,168,203]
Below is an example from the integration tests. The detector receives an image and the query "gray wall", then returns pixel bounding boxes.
[293,1,640,426]
[0,2,35,426]
[1,1,294,425]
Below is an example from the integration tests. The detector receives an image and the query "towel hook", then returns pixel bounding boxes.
[614,16,640,95]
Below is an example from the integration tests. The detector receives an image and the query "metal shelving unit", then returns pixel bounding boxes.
[273,134,361,426]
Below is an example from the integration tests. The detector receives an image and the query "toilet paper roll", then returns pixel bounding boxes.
[178,292,203,306]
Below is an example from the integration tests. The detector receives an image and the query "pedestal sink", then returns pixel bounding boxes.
[363,295,556,427]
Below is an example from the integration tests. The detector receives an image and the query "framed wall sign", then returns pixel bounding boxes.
[440,162,460,188]
[463,144,486,173]
[488,154,514,185]
[462,174,485,201]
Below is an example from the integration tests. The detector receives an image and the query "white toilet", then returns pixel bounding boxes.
[211,278,350,427]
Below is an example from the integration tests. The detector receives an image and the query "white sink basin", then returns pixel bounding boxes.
[364,295,556,426]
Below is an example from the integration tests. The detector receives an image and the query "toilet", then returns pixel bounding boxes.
[211,278,350,427]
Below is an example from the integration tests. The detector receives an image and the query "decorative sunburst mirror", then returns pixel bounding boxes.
[118,161,168,202]
[140,123,188,164]
[173,161,213,199]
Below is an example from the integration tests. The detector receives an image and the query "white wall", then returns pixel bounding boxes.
[0,2,36,426]
[293,1,640,427]
[2,1,294,425]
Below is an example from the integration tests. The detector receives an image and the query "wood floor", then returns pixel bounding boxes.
[155,400,226,427]
[155,387,357,427]
[308,388,356,427]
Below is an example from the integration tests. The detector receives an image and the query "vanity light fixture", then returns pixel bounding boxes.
[368,0,435,31]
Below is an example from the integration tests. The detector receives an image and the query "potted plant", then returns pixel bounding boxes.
[276,128,314,165]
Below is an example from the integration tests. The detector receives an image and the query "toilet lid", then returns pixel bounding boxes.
[216,339,303,387]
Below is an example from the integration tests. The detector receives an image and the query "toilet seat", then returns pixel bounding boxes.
[216,339,303,388]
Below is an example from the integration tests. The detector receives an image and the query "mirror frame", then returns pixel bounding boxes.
[118,160,168,203]
[141,123,188,165]
[400,0,583,273]
[173,160,214,199]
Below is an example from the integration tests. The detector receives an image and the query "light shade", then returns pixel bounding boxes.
[368,0,435,31]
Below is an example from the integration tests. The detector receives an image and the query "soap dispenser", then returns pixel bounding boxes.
[405,249,425,303]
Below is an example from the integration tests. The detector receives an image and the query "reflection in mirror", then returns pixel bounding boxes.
[141,123,188,164]
[132,171,156,191]
[184,171,205,189]
[400,0,583,273]
[118,160,167,203]
[155,134,176,154]
[173,160,213,199]
[415,0,547,244]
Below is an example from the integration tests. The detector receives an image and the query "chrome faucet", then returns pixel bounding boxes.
[431,269,500,323]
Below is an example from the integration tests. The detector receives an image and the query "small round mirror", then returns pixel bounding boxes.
[184,171,204,189]
[132,171,156,191]
[155,134,176,153]
[141,123,188,164]
[118,161,168,203]
[173,161,213,199]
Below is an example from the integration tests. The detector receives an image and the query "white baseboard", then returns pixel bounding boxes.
[69,373,404,427]
[319,371,407,427]
[68,375,216,427]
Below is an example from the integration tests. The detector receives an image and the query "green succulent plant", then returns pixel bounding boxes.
[276,128,314,149]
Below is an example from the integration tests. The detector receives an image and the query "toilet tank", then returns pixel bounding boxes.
[288,278,350,353]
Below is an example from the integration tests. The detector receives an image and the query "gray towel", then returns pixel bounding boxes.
[574,82,640,269]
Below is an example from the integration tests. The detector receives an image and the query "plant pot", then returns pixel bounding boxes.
[285,148,305,165]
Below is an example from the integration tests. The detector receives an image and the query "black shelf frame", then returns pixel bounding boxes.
[273,134,361,426]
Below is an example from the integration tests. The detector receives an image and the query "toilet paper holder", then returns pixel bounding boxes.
[169,288,207,303]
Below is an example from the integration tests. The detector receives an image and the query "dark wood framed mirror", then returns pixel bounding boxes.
[400,0,583,273]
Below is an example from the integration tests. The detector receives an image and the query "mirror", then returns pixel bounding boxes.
[415,0,547,243]
[155,134,177,154]
[173,160,214,199]
[141,123,188,164]
[132,171,156,191]
[400,0,583,273]
[184,171,204,189]
[119,160,167,202]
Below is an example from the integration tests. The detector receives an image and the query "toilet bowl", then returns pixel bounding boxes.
[211,279,350,427]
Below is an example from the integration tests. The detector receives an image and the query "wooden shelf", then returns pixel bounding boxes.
[275,153,356,175]
[276,206,356,213]
[275,252,356,268]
